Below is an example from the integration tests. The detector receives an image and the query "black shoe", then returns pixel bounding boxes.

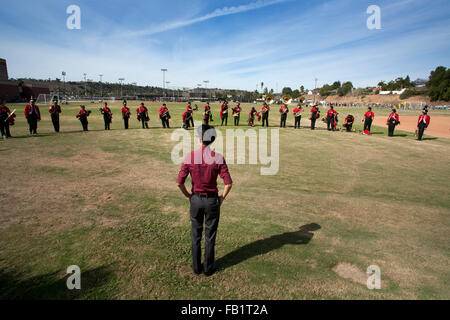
[204,263,218,277]
[191,265,202,275]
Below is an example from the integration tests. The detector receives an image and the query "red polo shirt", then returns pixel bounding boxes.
[177,146,232,194]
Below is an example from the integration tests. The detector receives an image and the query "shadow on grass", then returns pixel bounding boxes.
[0,263,117,300]
[217,223,321,271]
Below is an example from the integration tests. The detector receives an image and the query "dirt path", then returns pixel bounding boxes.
[373,116,450,139]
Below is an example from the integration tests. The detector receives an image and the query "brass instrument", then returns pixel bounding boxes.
[264,94,275,105]
[282,95,292,105]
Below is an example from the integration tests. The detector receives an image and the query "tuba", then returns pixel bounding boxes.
[282,95,292,105]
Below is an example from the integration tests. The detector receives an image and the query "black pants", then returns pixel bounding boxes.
[27,115,38,134]
[204,117,209,125]
[51,114,60,132]
[262,114,269,127]
[161,117,170,128]
[0,120,11,137]
[234,116,240,126]
[280,113,287,128]
[364,119,372,132]
[311,117,316,130]
[327,116,336,131]
[141,118,149,129]
[190,194,220,274]
[221,114,228,126]
[190,117,194,128]
[80,119,88,131]
[417,122,426,140]
[388,121,396,137]
[294,116,301,128]
[104,117,111,130]
[344,123,353,132]
[123,117,129,129]
[183,119,191,129]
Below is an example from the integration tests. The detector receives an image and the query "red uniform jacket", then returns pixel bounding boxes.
[121,106,130,118]
[387,113,399,123]
[326,109,337,117]
[136,106,148,118]
[49,104,61,115]
[77,109,89,119]
[101,106,112,116]
[261,105,270,113]
[232,106,242,115]
[182,111,191,121]
[364,111,374,120]
[186,105,192,112]
[417,114,430,127]
[292,107,302,114]
[159,106,168,118]
[0,106,15,124]
[279,106,289,114]
[24,104,41,120]
[220,104,228,118]
[345,115,354,123]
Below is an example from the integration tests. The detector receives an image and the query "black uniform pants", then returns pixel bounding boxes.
[104,116,111,130]
[344,123,353,132]
[311,117,316,130]
[364,119,372,132]
[161,117,170,128]
[221,114,228,126]
[262,114,269,127]
[80,119,88,131]
[183,119,191,129]
[280,113,287,128]
[123,117,129,129]
[27,115,38,134]
[190,194,220,274]
[234,115,240,126]
[204,117,209,125]
[0,120,10,137]
[294,116,301,128]
[51,114,60,132]
[141,118,149,129]
[388,121,396,137]
[417,122,426,140]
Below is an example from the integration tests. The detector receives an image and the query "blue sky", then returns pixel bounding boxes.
[0,0,449,91]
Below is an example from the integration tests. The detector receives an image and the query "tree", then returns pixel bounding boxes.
[282,87,293,96]
[300,85,304,93]
[337,81,353,96]
[292,89,301,99]
[427,66,450,101]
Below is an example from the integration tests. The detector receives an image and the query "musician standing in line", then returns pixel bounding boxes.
[387,108,400,137]
[24,98,41,135]
[121,100,131,129]
[363,107,375,134]
[232,103,242,126]
[220,101,229,126]
[0,99,15,138]
[203,102,212,125]
[182,109,192,130]
[248,107,259,127]
[417,107,431,141]
[137,103,149,129]
[310,104,319,130]
[100,102,112,130]
[49,98,62,133]
[177,124,233,276]
[261,103,270,127]
[292,104,303,129]
[187,102,195,128]
[76,105,90,131]
[159,103,170,128]
[279,103,289,128]
[326,105,338,131]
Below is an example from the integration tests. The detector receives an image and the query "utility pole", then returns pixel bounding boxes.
[203,80,209,101]
[83,73,87,97]
[99,74,103,98]
[161,68,167,100]
[61,71,66,97]
[118,78,125,98]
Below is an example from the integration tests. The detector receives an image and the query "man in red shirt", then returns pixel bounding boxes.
[220,101,229,126]
[100,102,112,130]
[326,105,338,131]
[187,102,195,128]
[363,107,375,134]
[417,107,431,141]
[292,104,303,129]
[136,103,149,129]
[76,105,91,131]
[24,98,41,135]
[232,103,242,126]
[310,105,319,130]
[387,108,400,137]
[260,103,270,127]
[49,97,62,133]
[121,100,131,129]
[279,104,289,128]
[0,99,14,138]
[158,103,170,128]
[177,125,233,276]
[203,102,213,125]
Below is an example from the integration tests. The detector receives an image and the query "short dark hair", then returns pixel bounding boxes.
[197,124,216,146]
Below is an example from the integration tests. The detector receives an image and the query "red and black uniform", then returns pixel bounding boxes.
[261,105,270,127]
[248,108,259,127]
[0,104,14,138]
[279,105,289,128]
[310,106,319,130]
[24,103,41,134]
[343,115,354,132]
[136,105,149,128]
[49,103,62,132]
[292,106,303,129]
[232,105,242,126]
[76,108,90,131]
[203,104,212,125]
[182,110,192,130]
[387,112,400,137]
[186,104,194,127]
[100,105,112,130]
[326,108,338,131]
[417,113,431,140]
[158,105,170,128]
[121,106,131,129]
[363,110,375,133]
[220,103,229,126]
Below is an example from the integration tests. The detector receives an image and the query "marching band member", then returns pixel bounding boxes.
[203,102,213,125]
[279,103,289,128]
[121,100,131,129]
[310,105,319,130]
[248,107,259,127]
[159,103,171,128]
[387,108,400,137]
[187,102,194,128]
[100,102,112,130]
[0,99,15,138]
[24,97,41,135]
[137,103,149,129]
[292,104,303,129]
[76,105,90,131]
[417,108,431,141]
[232,103,242,126]
[363,107,375,134]
[49,98,62,133]
[182,109,192,130]
[261,103,270,127]
[343,114,355,132]
[220,101,229,126]
[326,105,338,131]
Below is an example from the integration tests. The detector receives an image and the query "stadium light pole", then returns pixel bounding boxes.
[161,68,167,100]
[99,74,103,98]
[62,71,66,96]
[132,82,137,96]
[118,78,125,98]
[83,73,87,97]
[203,80,209,101]
[166,81,170,101]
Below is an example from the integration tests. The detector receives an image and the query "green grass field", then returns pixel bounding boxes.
[0,101,449,299]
